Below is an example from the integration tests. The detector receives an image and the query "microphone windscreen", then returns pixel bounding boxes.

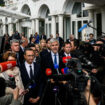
[78,24,87,32]
[61,68,64,74]
[64,67,69,74]
[46,68,52,76]
[54,64,59,69]
[62,57,67,63]
[0,61,16,73]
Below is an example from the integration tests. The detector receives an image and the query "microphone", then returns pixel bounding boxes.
[61,67,71,74]
[45,68,52,76]
[78,20,92,32]
[78,24,87,32]
[62,56,72,64]
[25,80,36,91]
[0,61,16,73]
[54,64,60,75]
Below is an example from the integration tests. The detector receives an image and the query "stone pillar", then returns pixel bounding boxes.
[58,14,63,38]
[3,24,6,35]
[31,19,35,34]
[51,15,56,38]
[35,19,39,34]
[75,21,78,39]
[2,17,7,35]
[101,8,105,34]
[8,23,13,36]
[88,10,94,33]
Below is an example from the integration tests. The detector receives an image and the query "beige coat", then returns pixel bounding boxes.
[0,66,24,103]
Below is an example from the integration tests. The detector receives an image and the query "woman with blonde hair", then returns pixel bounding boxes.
[40,39,46,52]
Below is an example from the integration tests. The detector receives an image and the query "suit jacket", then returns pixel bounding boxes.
[20,62,44,105]
[40,49,50,58]
[0,94,22,105]
[40,35,46,40]
[41,52,65,77]
[19,47,25,63]
[57,37,64,49]
[59,51,74,58]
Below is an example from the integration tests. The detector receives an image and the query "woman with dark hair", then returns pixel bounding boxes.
[0,51,24,104]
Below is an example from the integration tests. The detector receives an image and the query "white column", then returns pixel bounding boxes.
[64,17,66,41]
[75,21,78,39]
[47,23,50,38]
[35,19,39,34]
[58,14,63,38]
[8,23,13,36]
[101,8,105,34]
[3,24,6,35]
[51,15,56,38]
[16,22,21,33]
[71,20,72,34]
[88,10,94,33]
[31,19,35,34]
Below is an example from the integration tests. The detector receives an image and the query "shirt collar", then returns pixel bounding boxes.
[64,52,71,57]
[51,51,59,56]
[25,61,33,66]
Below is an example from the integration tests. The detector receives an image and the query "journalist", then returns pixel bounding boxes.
[0,77,22,105]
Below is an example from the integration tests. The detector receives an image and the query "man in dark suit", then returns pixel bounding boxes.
[42,38,65,75]
[56,33,64,50]
[19,38,28,63]
[40,33,46,40]
[10,39,21,66]
[41,38,67,105]
[20,48,44,105]
[60,42,72,58]
[66,34,75,43]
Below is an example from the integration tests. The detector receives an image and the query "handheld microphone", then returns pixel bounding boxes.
[62,56,72,64]
[61,67,72,74]
[62,57,68,63]
[45,68,52,76]
[0,61,16,73]
[54,64,60,75]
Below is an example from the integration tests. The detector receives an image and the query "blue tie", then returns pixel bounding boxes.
[54,54,57,65]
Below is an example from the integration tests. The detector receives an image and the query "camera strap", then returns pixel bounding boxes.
[2,72,9,81]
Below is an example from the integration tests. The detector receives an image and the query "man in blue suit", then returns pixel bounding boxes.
[20,48,44,105]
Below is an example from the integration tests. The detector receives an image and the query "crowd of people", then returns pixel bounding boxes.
[0,31,105,105]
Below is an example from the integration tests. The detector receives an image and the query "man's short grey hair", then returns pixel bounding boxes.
[10,39,20,46]
[50,38,59,44]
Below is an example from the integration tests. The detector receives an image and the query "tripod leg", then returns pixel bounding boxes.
[57,97,62,105]
[39,81,49,105]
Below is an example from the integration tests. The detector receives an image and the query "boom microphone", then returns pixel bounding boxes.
[0,61,16,73]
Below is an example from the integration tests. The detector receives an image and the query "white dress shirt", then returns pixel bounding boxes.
[64,52,71,57]
[25,61,34,78]
[51,51,59,65]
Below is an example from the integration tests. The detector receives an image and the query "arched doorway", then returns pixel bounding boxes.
[38,4,51,38]
[21,4,31,37]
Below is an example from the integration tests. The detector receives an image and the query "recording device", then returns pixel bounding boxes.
[0,61,16,73]
[5,76,16,89]
[25,80,36,90]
